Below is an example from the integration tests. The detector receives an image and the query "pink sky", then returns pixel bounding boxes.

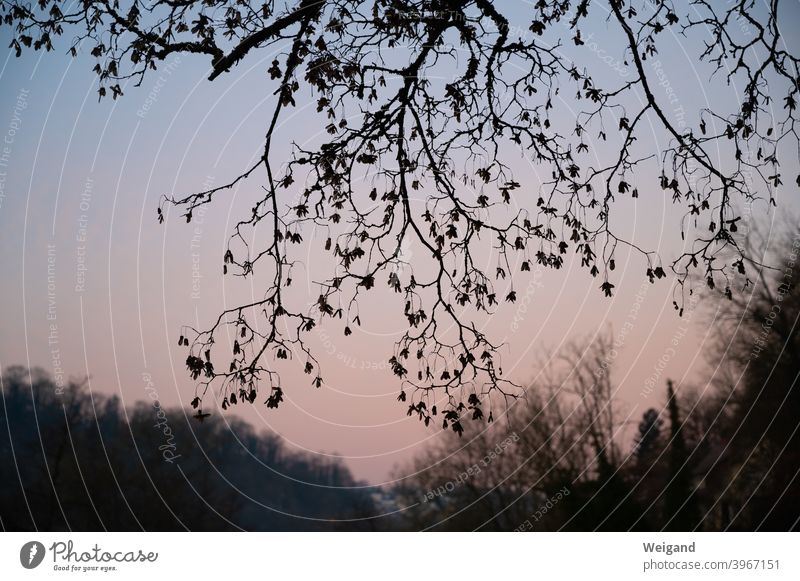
[1,10,797,483]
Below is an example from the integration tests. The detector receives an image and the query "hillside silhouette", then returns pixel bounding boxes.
[0,366,378,531]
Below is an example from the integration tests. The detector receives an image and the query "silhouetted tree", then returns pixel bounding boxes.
[691,224,800,530]
[635,409,663,464]
[627,405,668,528]
[663,380,700,530]
[2,1,797,427]
[393,331,646,531]
[395,310,800,532]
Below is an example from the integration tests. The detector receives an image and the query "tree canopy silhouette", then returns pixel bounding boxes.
[4,0,798,430]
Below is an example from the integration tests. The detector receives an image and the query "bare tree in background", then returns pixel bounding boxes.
[3,0,798,429]
[393,331,639,530]
[691,221,800,529]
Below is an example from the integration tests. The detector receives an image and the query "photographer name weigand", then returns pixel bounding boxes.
[643,541,696,555]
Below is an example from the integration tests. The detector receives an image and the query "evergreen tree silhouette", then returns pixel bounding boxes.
[664,380,700,530]
[635,408,663,464]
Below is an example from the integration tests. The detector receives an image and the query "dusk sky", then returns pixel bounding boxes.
[2,0,798,485]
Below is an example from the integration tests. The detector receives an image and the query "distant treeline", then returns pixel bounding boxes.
[0,366,378,531]
[2,229,798,531]
[392,228,800,531]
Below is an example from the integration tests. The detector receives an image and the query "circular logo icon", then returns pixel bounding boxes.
[19,541,46,569]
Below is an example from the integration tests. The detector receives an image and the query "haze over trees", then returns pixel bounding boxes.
[393,226,800,531]
[2,0,797,429]
[1,223,797,531]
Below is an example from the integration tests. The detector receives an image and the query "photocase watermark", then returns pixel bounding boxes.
[651,60,687,131]
[0,88,29,211]
[188,175,213,300]
[750,235,799,360]
[19,541,46,569]
[40,540,158,573]
[46,244,66,395]
[74,176,93,293]
[143,372,181,463]
[583,281,649,389]
[509,267,545,334]
[513,486,571,531]
[20,539,158,572]
[584,33,630,77]
[420,433,519,503]
[646,60,704,214]
[641,290,700,398]
[315,325,392,371]
[725,0,755,37]
[385,8,465,25]
[188,175,215,300]
[136,57,181,119]
[381,8,630,78]
[736,148,760,237]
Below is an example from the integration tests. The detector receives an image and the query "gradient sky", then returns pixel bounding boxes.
[1,0,798,484]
